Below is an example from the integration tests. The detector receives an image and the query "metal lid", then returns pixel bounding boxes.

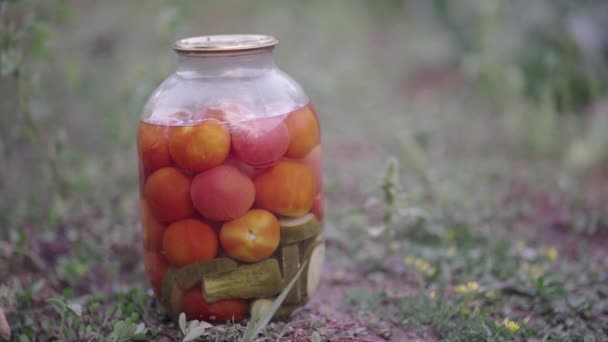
[172,34,278,54]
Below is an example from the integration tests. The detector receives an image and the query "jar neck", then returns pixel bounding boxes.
[175,48,275,78]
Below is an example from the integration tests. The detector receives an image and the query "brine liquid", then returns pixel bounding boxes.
[137,103,324,322]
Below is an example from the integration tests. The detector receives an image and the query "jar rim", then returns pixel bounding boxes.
[172,34,278,54]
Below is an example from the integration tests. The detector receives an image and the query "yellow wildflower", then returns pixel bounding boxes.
[546,247,558,261]
[455,281,480,295]
[485,290,497,299]
[403,256,415,265]
[502,318,520,332]
[515,240,525,253]
[467,281,480,292]
[404,256,435,276]
[429,291,436,299]
[447,246,456,257]
[460,307,470,315]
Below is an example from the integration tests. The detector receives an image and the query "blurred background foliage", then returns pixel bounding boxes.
[1,0,607,285]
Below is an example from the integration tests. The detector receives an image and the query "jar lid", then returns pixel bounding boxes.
[172,34,278,54]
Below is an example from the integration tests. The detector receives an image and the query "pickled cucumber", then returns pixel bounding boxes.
[202,259,284,303]
[161,268,183,316]
[160,258,238,317]
[279,213,321,245]
[174,257,238,290]
[279,244,302,304]
[299,236,324,298]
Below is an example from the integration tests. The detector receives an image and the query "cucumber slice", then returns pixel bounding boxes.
[280,244,301,304]
[202,259,284,303]
[279,213,321,245]
[299,235,324,298]
[306,244,324,297]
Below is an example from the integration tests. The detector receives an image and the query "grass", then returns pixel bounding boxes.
[1,0,608,341]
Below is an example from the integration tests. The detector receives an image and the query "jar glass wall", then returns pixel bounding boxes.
[137,35,324,322]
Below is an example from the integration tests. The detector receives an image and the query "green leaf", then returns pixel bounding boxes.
[25,21,51,57]
[47,298,67,315]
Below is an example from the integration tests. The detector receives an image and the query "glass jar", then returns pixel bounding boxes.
[137,35,324,322]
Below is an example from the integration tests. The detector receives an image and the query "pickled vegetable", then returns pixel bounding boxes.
[231,116,289,167]
[162,219,219,267]
[145,252,169,296]
[253,161,316,217]
[284,106,320,158]
[141,200,166,251]
[138,121,172,174]
[190,165,255,221]
[161,258,239,317]
[279,244,302,304]
[299,236,324,298]
[161,268,182,316]
[174,258,238,290]
[137,35,325,322]
[202,259,284,303]
[168,119,231,173]
[278,213,321,245]
[182,288,247,322]
[144,167,194,222]
[220,209,280,263]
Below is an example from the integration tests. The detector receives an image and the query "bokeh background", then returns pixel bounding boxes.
[1,1,607,340]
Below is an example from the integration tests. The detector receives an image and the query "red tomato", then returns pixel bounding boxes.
[231,116,289,168]
[162,219,219,267]
[144,167,194,223]
[181,288,247,322]
[190,165,255,221]
[144,252,169,297]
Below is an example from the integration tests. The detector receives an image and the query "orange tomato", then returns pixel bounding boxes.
[181,288,247,322]
[144,167,194,222]
[231,116,289,167]
[253,161,315,216]
[144,252,169,297]
[284,105,320,158]
[220,209,280,263]
[298,144,322,193]
[162,219,219,267]
[137,121,172,173]
[190,165,255,221]
[168,120,231,173]
[141,200,166,251]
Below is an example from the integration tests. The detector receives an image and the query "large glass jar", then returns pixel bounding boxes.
[137,35,324,322]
